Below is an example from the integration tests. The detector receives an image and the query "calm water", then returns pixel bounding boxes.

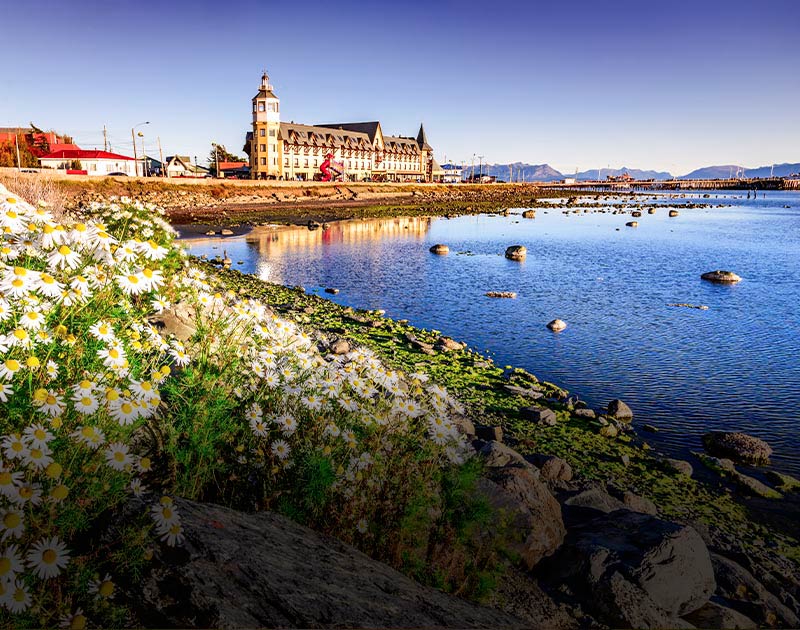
[182,191,800,474]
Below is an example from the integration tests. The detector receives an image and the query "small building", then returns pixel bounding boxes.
[165,155,209,178]
[562,177,576,185]
[441,163,463,184]
[218,161,250,178]
[38,149,138,176]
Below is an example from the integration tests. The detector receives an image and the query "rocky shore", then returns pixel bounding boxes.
[185,262,800,629]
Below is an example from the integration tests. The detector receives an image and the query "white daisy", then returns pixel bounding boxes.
[26,536,70,579]
[104,442,133,471]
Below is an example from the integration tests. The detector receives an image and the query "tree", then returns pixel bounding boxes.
[207,143,245,175]
[69,159,83,170]
[0,135,40,168]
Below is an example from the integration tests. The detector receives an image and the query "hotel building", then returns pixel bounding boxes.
[244,73,441,182]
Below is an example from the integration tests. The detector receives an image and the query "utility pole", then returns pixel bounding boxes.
[103,125,108,152]
[471,153,475,182]
[157,136,166,177]
[131,128,138,176]
[14,134,21,170]
[478,155,484,181]
[140,134,147,177]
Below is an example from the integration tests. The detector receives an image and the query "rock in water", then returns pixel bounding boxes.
[521,209,536,219]
[546,319,567,332]
[625,221,639,227]
[701,270,742,284]
[124,498,527,629]
[324,287,340,294]
[607,399,633,422]
[505,245,527,260]
[702,431,772,465]
[669,210,679,217]
[429,244,449,254]
[485,291,517,298]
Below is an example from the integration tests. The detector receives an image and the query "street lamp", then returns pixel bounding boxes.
[131,121,149,176]
[212,142,220,178]
[138,131,147,177]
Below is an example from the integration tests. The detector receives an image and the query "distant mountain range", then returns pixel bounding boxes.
[448,162,800,182]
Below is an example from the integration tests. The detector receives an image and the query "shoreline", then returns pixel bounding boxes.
[204,260,800,549]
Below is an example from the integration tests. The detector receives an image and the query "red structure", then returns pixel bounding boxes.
[320,152,344,181]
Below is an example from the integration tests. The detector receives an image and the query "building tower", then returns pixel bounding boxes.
[251,72,281,179]
[416,123,433,182]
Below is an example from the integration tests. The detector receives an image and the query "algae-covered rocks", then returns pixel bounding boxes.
[702,431,772,465]
[485,291,517,298]
[701,270,742,284]
[505,245,527,260]
[429,243,449,254]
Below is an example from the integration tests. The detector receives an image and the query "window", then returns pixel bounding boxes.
[260,158,266,165]
[294,158,299,166]
[284,158,289,166]
[314,159,318,167]
[259,129,265,137]
[258,102,265,112]
[304,159,308,167]
[260,144,266,152]
[270,144,276,152]
[268,129,276,137]
[273,157,277,165]
[267,102,278,112]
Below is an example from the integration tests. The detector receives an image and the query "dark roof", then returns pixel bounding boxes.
[254,89,279,99]
[279,122,371,148]
[416,124,432,150]
[316,121,381,143]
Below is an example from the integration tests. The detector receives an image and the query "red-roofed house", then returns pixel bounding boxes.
[0,128,79,157]
[39,149,139,176]
[218,161,249,178]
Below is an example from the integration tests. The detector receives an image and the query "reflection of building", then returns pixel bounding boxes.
[244,72,439,183]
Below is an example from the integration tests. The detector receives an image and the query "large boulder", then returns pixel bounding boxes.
[124,498,527,628]
[478,466,566,569]
[683,600,757,629]
[701,270,742,284]
[547,510,715,626]
[505,245,527,261]
[702,431,773,465]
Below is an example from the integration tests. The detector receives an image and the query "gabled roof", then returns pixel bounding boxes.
[279,122,371,148]
[39,149,134,161]
[316,121,382,144]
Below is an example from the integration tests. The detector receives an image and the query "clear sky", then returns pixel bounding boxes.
[2,0,798,175]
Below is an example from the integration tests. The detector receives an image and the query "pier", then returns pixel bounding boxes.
[539,177,800,191]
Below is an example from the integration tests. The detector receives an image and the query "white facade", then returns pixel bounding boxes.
[39,156,138,176]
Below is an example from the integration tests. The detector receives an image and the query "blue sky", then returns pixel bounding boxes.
[2,0,798,175]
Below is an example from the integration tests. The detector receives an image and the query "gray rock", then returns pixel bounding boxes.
[324,287,340,295]
[701,270,742,284]
[149,301,198,342]
[505,245,527,261]
[329,339,351,355]
[572,408,596,420]
[702,431,772,465]
[563,487,626,516]
[546,319,567,332]
[477,440,532,470]
[525,454,573,482]
[503,384,544,400]
[125,498,526,628]
[549,510,715,625]
[664,458,694,477]
[522,406,558,426]
[711,553,800,627]
[435,337,464,351]
[620,491,658,515]
[220,228,234,236]
[625,221,638,227]
[475,425,504,443]
[479,466,566,569]
[607,399,633,422]
[429,243,449,254]
[683,600,757,629]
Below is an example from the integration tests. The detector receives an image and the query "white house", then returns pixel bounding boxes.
[38,149,139,176]
[441,163,463,184]
[165,155,209,178]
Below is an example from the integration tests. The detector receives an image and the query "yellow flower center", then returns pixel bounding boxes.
[18,487,32,499]
[143,268,153,278]
[106,390,119,402]
[109,349,120,359]
[0,558,10,575]
[11,278,23,288]
[0,473,11,485]
[99,580,114,597]
[45,462,62,479]
[5,359,20,373]
[113,451,125,462]
[42,549,57,564]
[80,396,92,406]
[26,357,40,368]
[46,395,56,405]
[70,614,87,630]
[127,275,138,284]
[58,245,71,256]
[51,485,68,500]
[3,512,20,529]
[30,448,42,459]
[13,329,27,340]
